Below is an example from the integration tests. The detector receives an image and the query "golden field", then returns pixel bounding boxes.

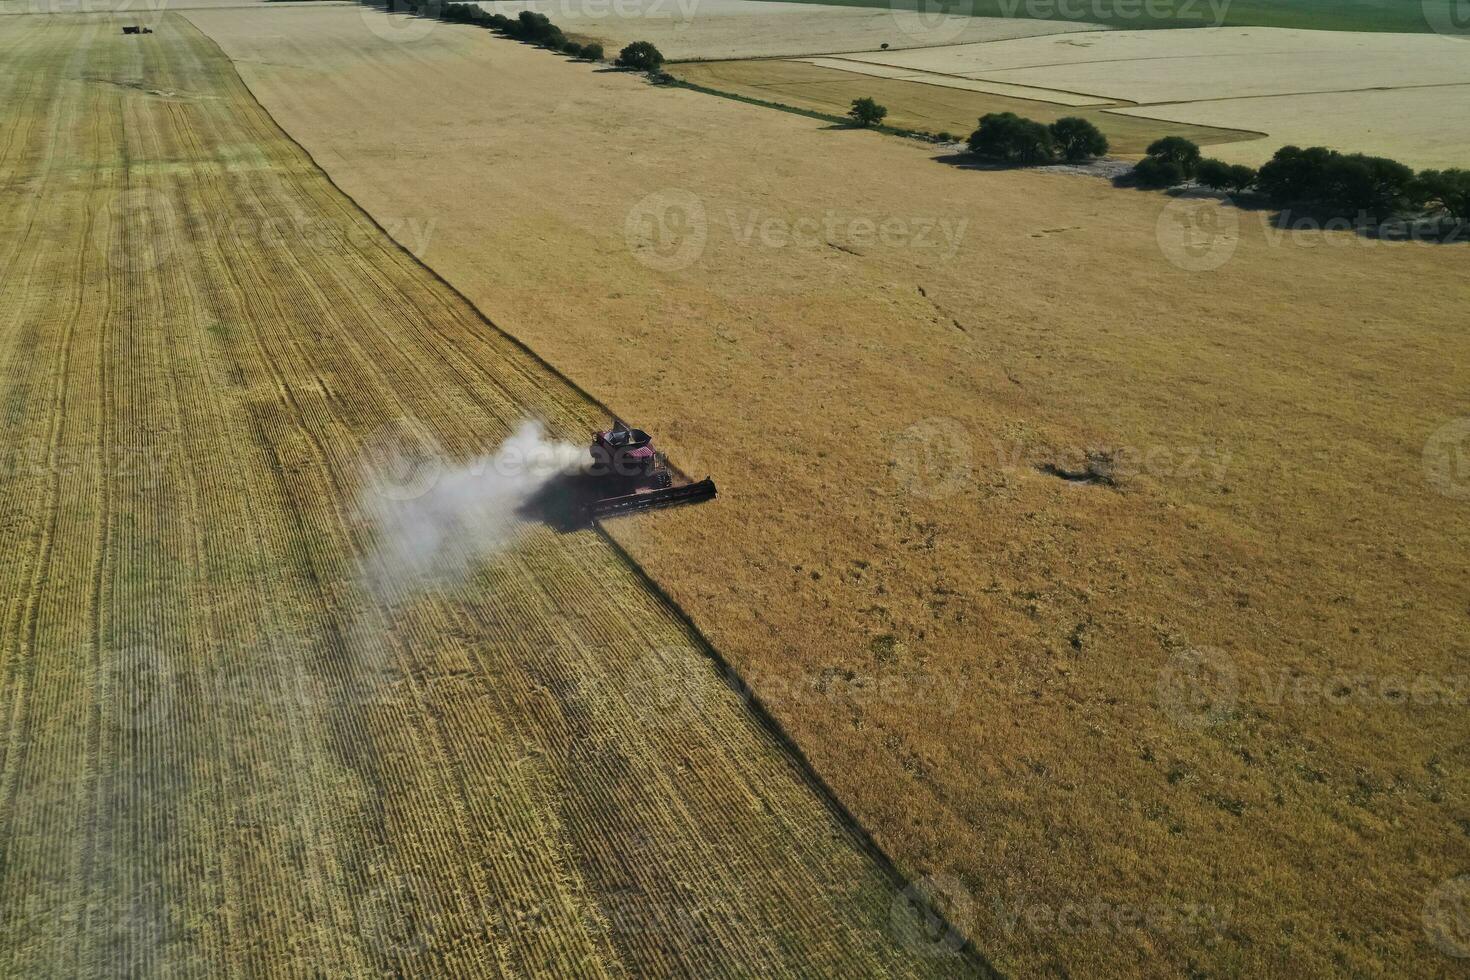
[670,57,1252,154]
[0,14,973,976]
[473,0,1106,60]
[188,7,1470,976]
[783,26,1470,167]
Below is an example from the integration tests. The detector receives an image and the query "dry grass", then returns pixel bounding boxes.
[671,57,1253,153]
[191,10,1470,976]
[0,14,974,976]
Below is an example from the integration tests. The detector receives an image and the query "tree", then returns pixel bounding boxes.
[1130,155,1184,188]
[580,42,604,61]
[1049,117,1108,162]
[1321,153,1416,219]
[1256,145,1416,217]
[848,97,888,128]
[1416,168,1470,222]
[561,40,583,56]
[616,40,664,72]
[1196,158,1255,193]
[514,10,557,42]
[967,112,1054,165]
[1145,136,1202,177]
[1255,145,1333,206]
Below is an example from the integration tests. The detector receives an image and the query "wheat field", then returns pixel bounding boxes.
[190,9,1470,975]
[0,14,980,976]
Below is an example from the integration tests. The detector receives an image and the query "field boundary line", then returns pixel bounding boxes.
[590,521,1002,979]
[187,18,999,974]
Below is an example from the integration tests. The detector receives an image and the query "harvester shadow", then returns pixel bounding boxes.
[516,472,605,533]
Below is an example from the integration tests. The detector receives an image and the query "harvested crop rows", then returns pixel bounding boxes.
[0,15,974,976]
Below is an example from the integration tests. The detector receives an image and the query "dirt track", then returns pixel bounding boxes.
[0,15,972,976]
[189,9,1470,976]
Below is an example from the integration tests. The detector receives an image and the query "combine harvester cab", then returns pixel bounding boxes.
[587,419,716,519]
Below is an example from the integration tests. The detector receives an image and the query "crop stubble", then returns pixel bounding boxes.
[0,15,971,977]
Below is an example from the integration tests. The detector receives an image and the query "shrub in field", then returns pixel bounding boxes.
[1145,136,1201,177]
[1130,155,1185,188]
[580,42,604,61]
[935,131,954,142]
[1254,145,1331,203]
[1196,158,1257,193]
[562,40,583,56]
[616,41,664,72]
[513,10,558,43]
[1416,168,1470,222]
[1049,117,1108,162]
[967,112,1054,165]
[1320,153,1417,218]
[848,97,888,128]
[1256,145,1418,218]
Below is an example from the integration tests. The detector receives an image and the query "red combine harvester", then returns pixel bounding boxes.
[587,419,716,519]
